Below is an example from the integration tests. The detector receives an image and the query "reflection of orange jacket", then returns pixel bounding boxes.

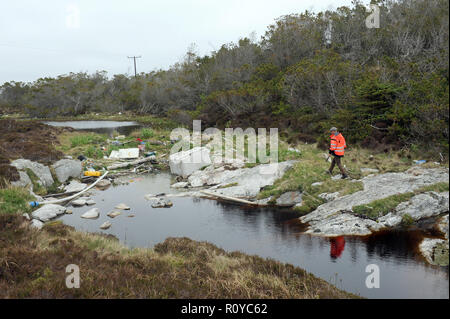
[330,133,346,156]
[330,236,345,258]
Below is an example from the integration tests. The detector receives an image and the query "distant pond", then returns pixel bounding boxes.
[44,120,141,136]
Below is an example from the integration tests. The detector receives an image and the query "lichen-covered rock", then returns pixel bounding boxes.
[32,204,66,222]
[11,159,54,187]
[10,171,32,187]
[301,168,449,236]
[318,192,340,202]
[51,159,82,183]
[151,199,173,208]
[419,238,449,266]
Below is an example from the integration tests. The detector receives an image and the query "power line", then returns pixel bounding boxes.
[127,55,142,78]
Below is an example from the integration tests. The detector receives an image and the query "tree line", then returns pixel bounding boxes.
[1,0,448,153]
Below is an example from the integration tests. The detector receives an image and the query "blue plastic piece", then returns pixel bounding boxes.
[29,201,40,207]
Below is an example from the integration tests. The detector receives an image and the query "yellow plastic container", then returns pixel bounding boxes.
[84,171,101,177]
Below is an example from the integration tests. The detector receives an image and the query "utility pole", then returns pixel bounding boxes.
[127,55,142,78]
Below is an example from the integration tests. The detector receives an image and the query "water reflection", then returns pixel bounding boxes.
[58,173,449,298]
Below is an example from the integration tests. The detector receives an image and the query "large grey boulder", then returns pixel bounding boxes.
[169,147,212,178]
[300,168,449,236]
[64,180,87,193]
[51,159,82,183]
[10,171,32,187]
[32,204,66,222]
[276,191,302,207]
[11,159,54,187]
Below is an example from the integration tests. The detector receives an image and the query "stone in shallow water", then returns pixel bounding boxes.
[100,221,112,230]
[64,180,87,193]
[71,197,88,207]
[32,204,66,222]
[86,199,96,206]
[151,199,173,208]
[115,203,130,210]
[96,179,111,190]
[107,211,121,218]
[81,208,100,219]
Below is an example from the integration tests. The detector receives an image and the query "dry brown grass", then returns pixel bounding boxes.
[0,213,358,299]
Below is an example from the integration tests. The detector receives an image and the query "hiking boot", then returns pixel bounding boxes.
[341,174,349,179]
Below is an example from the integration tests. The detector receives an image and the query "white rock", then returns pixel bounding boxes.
[64,180,87,193]
[51,159,82,183]
[11,171,32,188]
[311,182,323,187]
[32,204,66,222]
[169,147,212,178]
[30,219,44,230]
[115,203,130,210]
[81,208,100,219]
[11,159,54,187]
[318,192,340,202]
[71,197,89,207]
[198,161,296,199]
[86,199,96,206]
[22,213,30,220]
[171,182,189,189]
[100,221,112,230]
[107,211,121,218]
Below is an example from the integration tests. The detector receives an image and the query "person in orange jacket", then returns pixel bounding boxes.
[328,127,348,179]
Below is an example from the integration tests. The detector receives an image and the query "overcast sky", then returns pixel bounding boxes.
[0,0,366,84]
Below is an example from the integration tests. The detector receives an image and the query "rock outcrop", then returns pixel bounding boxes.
[11,159,54,187]
[300,168,449,236]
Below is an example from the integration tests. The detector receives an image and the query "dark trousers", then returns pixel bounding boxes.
[329,155,347,176]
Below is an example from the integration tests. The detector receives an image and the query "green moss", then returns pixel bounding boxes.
[352,182,449,220]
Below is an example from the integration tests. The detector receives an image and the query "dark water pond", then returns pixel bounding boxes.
[44,120,141,136]
[58,173,449,299]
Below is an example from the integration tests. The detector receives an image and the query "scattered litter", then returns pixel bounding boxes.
[84,171,101,177]
[127,214,135,218]
[109,148,139,159]
[414,160,427,165]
